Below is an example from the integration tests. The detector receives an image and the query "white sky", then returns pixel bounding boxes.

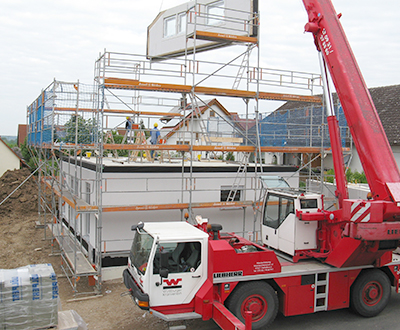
[0,0,399,135]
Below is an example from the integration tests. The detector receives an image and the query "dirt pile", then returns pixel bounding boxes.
[0,168,38,215]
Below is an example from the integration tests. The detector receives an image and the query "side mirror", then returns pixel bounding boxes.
[155,250,170,286]
[159,268,169,279]
[131,222,144,231]
[160,250,170,269]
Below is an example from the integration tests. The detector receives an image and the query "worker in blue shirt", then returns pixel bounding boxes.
[125,116,133,129]
[150,123,160,159]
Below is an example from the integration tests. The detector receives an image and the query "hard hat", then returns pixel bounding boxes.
[154,123,158,127]
[126,116,130,120]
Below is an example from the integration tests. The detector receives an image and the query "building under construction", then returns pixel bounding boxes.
[26,0,350,296]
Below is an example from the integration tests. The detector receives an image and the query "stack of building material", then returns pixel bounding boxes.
[0,264,58,329]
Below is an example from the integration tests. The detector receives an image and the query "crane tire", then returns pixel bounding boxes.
[350,269,391,317]
[225,281,278,329]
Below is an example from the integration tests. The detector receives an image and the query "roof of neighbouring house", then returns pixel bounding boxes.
[162,98,253,140]
[271,84,400,145]
[230,112,257,131]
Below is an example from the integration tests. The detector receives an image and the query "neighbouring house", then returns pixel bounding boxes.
[17,124,27,147]
[0,137,24,177]
[160,98,255,159]
[258,84,400,172]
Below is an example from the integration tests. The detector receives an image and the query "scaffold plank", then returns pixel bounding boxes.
[104,78,322,103]
[50,224,97,275]
[104,78,192,93]
[209,137,244,143]
[194,86,256,98]
[43,179,98,212]
[64,250,97,275]
[39,143,329,154]
[189,30,258,44]
[258,92,321,103]
[54,107,183,117]
[102,200,253,212]
[102,143,323,153]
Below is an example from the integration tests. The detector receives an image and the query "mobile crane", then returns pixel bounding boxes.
[123,1,400,329]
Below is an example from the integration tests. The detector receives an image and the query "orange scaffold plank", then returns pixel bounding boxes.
[102,200,253,212]
[260,146,322,153]
[104,78,322,103]
[104,78,192,93]
[103,143,323,153]
[190,30,258,44]
[54,107,183,117]
[38,142,328,154]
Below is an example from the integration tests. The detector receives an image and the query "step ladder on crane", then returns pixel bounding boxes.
[314,272,329,312]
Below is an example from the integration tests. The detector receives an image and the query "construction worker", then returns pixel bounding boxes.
[150,122,160,159]
[125,116,133,130]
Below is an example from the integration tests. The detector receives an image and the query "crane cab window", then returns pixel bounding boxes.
[263,194,294,229]
[153,242,201,274]
[300,199,318,209]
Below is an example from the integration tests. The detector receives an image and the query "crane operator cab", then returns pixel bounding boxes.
[261,189,323,258]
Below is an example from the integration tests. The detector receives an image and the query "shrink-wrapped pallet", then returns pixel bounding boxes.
[0,264,58,330]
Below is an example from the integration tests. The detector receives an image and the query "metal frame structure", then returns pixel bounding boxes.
[27,80,102,295]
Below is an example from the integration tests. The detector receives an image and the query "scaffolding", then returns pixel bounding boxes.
[27,80,102,295]
[26,0,350,295]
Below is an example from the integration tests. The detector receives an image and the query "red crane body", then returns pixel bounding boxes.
[300,0,400,268]
[303,0,400,202]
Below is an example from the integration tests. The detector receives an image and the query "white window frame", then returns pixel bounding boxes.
[164,12,187,38]
[178,12,187,34]
[164,15,177,37]
[207,0,224,25]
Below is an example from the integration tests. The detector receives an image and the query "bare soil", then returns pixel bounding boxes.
[0,169,217,330]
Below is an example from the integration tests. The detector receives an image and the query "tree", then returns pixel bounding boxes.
[64,115,97,144]
[3,137,17,148]
[325,168,367,184]
[226,152,235,161]
[20,137,37,170]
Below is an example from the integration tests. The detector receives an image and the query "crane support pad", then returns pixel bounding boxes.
[212,301,246,330]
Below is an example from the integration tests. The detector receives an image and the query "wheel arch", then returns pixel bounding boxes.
[225,279,281,301]
[350,268,392,289]
[380,266,396,286]
[224,279,279,329]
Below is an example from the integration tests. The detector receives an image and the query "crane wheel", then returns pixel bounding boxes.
[225,281,278,329]
[350,269,391,317]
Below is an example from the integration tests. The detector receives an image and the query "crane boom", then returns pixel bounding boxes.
[302,0,400,202]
